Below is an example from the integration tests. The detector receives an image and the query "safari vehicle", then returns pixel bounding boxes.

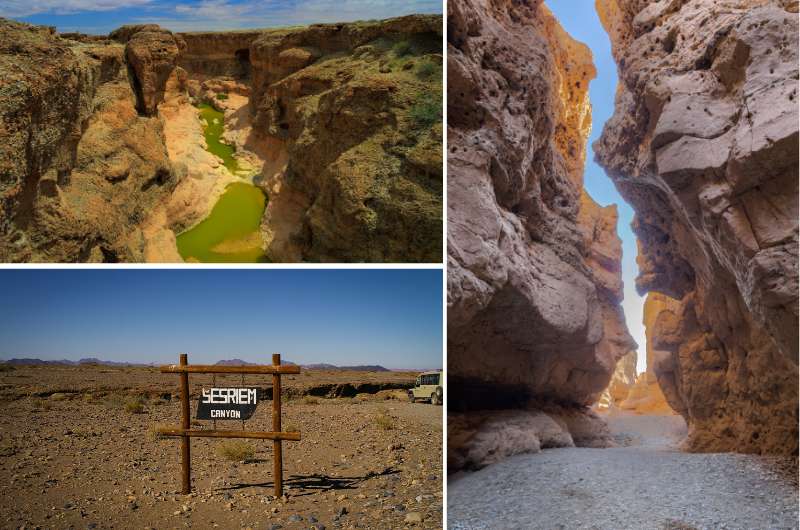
[408,370,443,405]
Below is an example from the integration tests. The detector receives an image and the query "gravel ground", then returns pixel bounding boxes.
[448,414,798,530]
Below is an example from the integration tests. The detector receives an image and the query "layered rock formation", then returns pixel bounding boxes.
[0,15,442,263]
[595,0,798,453]
[0,20,179,262]
[618,293,677,414]
[596,349,637,410]
[249,15,443,262]
[447,0,635,470]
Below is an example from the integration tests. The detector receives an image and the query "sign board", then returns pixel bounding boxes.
[196,387,259,420]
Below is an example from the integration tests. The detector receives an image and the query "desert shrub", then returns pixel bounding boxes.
[375,409,395,430]
[32,398,51,411]
[409,93,442,128]
[216,440,255,462]
[416,60,438,80]
[392,40,413,57]
[303,396,319,405]
[0,364,14,372]
[216,93,228,100]
[124,398,145,414]
[148,423,170,441]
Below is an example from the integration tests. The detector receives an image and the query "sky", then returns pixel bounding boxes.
[1,0,443,34]
[0,269,443,370]
[546,0,647,373]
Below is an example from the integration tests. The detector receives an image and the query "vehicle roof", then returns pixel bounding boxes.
[418,370,442,376]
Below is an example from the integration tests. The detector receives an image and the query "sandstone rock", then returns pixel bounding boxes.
[124,27,185,115]
[0,19,177,262]
[447,0,634,409]
[619,293,678,415]
[250,15,443,262]
[594,0,798,454]
[448,407,612,471]
[597,349,637,410]
[447,0,634,471]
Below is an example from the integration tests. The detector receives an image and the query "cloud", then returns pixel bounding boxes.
[1,0,153,17]
[142,0,441,32]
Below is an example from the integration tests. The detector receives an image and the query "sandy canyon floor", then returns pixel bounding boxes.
[449,413,798,530]
[0,365,442,529]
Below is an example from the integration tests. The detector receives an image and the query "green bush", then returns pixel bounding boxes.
[216,93,228,100]
[409,94,442,128]
[416,60,438,80]
[392,40,413,57]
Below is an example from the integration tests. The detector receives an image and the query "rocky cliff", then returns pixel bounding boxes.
[249,15,443,262]
[594,0,798,454]
[447,0,635,470]
[0,20,179,262]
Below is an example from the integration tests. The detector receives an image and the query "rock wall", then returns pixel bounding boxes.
[596,349,637,410]
[594,0,798,453]
[619,292,677,414]
[0,20,179,262]
[447,0,634,470]
[249,15,443,262]
[178,31,262,79]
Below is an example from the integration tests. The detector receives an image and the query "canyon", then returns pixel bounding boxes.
[447,0,797,480]
[0,15,443,262]
[447,0,797,526]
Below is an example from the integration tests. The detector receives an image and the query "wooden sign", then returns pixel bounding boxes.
[196,387,259,420]
[157,353,301,496]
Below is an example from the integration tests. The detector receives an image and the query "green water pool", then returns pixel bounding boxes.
[176,104,268,263]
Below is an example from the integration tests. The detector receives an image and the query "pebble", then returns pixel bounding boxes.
[404,512,423,523]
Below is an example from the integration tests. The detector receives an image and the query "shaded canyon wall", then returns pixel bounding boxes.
[447,0,635,470]
[594,0,798,454]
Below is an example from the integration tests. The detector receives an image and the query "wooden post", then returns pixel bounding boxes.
[179,353,191,494]
[272,353,282,497]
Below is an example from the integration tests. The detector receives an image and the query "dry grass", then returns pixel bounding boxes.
[375,409,395,430]
[216,440,255,462]
[124,398,145,414]
[32,398,51,411]
[148,423,170,441]
[303,396,319,405]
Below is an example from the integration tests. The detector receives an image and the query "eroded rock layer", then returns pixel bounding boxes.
[447,0,634,470]
[594,0,798,453]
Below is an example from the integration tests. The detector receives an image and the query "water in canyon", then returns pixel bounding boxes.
[176,104,268,263]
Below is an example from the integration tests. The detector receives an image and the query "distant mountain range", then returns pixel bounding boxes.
[2,358,391,372]
[2,357,156,367]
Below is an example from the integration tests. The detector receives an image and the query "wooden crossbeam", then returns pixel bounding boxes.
[159,364,300,375]
[157,428,301,441]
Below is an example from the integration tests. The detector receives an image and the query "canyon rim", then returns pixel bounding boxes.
[0,15,443,263]
[447,0,798,474]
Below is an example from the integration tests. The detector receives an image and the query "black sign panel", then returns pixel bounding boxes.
[196,387,259,420]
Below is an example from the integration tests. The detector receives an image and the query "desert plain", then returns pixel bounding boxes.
[0,363,443,529]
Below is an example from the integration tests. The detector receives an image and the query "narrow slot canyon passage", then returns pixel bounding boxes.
[446,0,798,528]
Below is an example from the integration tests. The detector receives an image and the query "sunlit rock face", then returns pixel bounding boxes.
[597,349,637,410]
[0,20,178,262]
[447,0,635,470]
[619,293,677,415]
[595,0,798,454]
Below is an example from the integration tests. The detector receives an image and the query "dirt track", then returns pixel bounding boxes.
[0,365,443,529]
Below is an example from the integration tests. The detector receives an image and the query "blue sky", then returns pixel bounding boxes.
[0,269,443,369]
[547,0,646,373]
[1,0,443,34]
